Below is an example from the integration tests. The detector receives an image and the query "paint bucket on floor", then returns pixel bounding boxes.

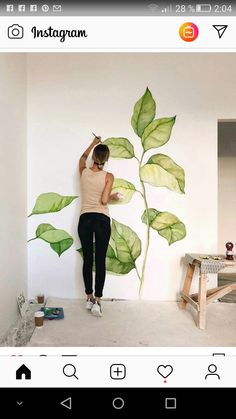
[34,311,44,327]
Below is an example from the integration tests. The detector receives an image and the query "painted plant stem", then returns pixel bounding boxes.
[27,237,37,243]
[135,263,142,282]
[139,152,151,297]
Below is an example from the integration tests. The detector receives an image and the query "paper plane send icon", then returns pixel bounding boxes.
[213,25,228,39]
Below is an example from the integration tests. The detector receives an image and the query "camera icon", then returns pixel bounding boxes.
[8,24,24,39]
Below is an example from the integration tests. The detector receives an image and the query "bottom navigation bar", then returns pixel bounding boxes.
[2,388,233,414]
[0,356,232,387]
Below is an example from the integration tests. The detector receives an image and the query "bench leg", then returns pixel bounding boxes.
[197,273,207,329]
[179,263,195,309]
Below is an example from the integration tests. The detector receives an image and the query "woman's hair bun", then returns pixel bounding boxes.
[92,144,110,168]
[94,161,105,170]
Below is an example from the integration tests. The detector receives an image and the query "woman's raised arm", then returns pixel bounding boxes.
[79,136,101,175]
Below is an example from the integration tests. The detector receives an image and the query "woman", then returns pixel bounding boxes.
[78,135,119,317]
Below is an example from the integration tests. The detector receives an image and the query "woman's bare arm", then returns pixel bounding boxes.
[101,173,114,205]
[79,136,101,175]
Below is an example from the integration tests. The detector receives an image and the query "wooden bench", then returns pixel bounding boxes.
[179,254,236,329]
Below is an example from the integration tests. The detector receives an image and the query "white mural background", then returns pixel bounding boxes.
[27,53,236,301]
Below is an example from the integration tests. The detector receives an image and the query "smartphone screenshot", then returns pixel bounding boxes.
[0,0,236,414]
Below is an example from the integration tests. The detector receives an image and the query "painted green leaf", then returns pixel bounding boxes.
[131,87,156,138]
[110,178,136,205]
[30,223,73,256]
[107,243,134,274]
[140,153,185,193]
[111,219,141,263]
[29,192,78,216]
[77,243,134,275]
[158,222,186,245]
[77,219,140,274]
[36,223,56,236]
[106,250,135,274]
[142,208,186,245]
[50,240,73,257]
[103,138,134,159]
[108,236,117,257]
[39,229,73,244]
[142,117,176,151]
[106,243,116,261]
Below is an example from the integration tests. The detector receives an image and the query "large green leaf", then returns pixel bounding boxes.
[142,208,186,245]
[29,223,73,256]
[142,117,176,151]
[29,192,78,216]
[50,240,73,257]
[140,153,185,193]
[131,87,156,138]
[103,138,134,159]
[110,178,136,205]
[111,219,141,263]
[106,244,132,274]
[77,219,141,275]
[77,243,134,275]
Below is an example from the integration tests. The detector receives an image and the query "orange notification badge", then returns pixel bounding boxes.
[179,22,199,42]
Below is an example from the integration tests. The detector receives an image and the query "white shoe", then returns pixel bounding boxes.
[86,299,94,310]
[91,302,102,317]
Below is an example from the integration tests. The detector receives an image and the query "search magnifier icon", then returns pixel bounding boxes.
[63,363,78,380]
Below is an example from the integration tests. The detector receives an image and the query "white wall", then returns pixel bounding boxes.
[27,53,236,301]
[0,54,27,337]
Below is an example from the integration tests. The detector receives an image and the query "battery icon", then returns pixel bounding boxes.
[196,4,212,12]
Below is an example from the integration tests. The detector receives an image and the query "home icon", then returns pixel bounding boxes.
[16,364,31,380]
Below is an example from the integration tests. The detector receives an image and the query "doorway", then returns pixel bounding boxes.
[218,120,236,302]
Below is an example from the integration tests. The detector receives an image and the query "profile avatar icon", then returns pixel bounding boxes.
[205,364,220,380]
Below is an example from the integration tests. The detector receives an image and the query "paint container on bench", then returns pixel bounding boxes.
[34,311,44,328]
[37,294,45,304]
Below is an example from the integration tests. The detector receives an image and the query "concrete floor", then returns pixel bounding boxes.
[28,297,236,347]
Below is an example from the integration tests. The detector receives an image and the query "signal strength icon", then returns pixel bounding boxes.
[188,5,196,12]
[147,3,159,13]
[162,4,172,13]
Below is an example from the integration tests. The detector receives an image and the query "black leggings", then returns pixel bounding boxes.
[78,212,111,298]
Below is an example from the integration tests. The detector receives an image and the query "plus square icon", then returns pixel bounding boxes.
[110,364,126,380]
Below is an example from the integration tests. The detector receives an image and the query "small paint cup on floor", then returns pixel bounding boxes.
[37,294,45,304]
[34,311,44,327]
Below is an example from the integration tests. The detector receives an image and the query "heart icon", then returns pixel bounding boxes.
[157,365,173,379]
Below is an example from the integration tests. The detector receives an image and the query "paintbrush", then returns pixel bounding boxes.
[92,132,101,141]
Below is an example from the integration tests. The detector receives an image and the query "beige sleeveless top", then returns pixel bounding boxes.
[80,168,109,217]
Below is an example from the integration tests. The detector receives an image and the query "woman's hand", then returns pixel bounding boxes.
[92,135,102,145]
[109,192,122,201]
